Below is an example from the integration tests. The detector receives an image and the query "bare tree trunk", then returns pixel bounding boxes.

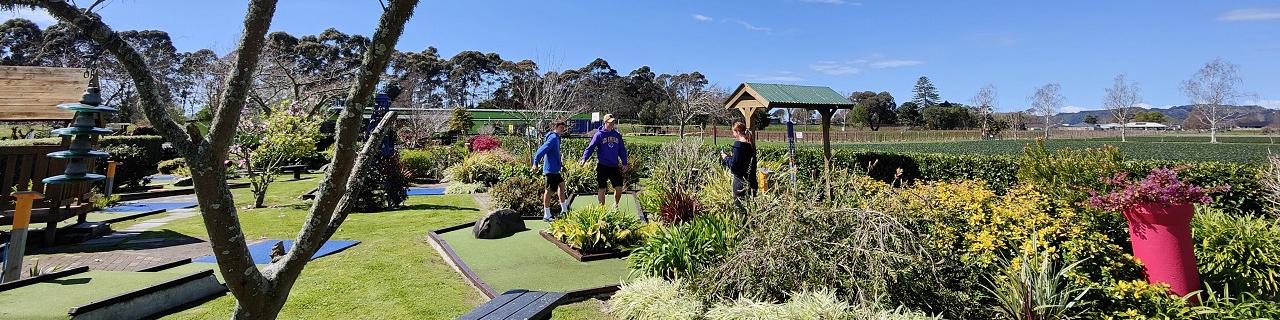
[1120,126,1126,142]
[1043,115,1050,140]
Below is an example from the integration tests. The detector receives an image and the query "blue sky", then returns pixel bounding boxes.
[4,0,1278,112]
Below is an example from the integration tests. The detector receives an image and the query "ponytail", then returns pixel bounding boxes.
[732,121,753,144]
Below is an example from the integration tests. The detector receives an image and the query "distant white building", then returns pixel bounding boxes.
[1100,122,1170,130]
[1059,123,1101,131]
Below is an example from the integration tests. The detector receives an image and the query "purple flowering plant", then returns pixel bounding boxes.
[1086,167,1229,212]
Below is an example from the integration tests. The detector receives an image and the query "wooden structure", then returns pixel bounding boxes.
[0,141,95,244]
[723,83,855,193]
[0,66,87,121]
[459,289,566,320]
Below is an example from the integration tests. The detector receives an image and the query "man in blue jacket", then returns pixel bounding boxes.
[532,121,569,221]
[580,114,629,207]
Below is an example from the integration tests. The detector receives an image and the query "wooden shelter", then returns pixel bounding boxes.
[723,83,855,193]
[0,66,86,121]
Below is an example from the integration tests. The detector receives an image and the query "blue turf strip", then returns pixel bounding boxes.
[192,240,360,264]
[406,187,446,196]
[99,202,198,213]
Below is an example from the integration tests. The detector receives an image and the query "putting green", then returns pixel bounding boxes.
[569,193,641,217]
[437,220,628,293]
[0,270,190,319]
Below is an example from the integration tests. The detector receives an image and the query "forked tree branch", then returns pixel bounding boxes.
[206,0,279,163]
[270,0,418,283]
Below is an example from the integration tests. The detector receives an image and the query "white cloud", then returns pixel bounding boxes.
[692,14,713,22]
[810,56,924,75]
[742,72,805,83]
[1061,105,1091,113]
[869,59,925,69]
[1,7,57,26]
[733,20,772,32]
[1246,99,1280,109]
[1218,8,1280,21]
[809,61,862,75]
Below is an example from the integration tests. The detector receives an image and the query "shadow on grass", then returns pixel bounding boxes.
[33,229,206,255]
[50,277,92,285]
[397,203,480,212]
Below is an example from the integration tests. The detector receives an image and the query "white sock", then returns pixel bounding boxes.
[560,202,569,212]
[543,207,552,218]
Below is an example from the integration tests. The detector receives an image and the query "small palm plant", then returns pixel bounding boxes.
[984,237,1091,320]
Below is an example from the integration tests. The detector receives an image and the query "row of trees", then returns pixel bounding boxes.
[1,18,732,136]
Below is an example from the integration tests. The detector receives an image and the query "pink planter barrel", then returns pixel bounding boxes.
[1123,203,1201,297]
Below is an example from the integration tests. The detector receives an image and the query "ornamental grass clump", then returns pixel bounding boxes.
[1087,167,1228,212]
[691,180,928,305]
[608,276,703,320]
[629,213,741,279]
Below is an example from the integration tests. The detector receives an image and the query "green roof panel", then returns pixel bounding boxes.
[745,83,854,107]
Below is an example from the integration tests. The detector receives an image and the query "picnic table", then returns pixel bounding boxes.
[459,290,565,320]
[279,164,309,180]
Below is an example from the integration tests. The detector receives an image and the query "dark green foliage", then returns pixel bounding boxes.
[156,158,188,176]
[501,136,1265,214]
[629,214,740,280]
[400,146,465,181]
[354,92,408,212]
[448,107,473,135]
[1193,208,1280,299]
[97,135,169,191]
[491,176,545,216]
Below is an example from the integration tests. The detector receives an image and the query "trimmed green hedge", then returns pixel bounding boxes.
[97,135,170,191]
[498,136,1266,214]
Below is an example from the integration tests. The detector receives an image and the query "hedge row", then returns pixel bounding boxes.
[497,135,1264,214]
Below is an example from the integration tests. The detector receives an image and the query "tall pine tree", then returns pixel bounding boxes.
[912,76,940,108]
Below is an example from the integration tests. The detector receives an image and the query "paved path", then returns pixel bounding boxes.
[19,195,216,277]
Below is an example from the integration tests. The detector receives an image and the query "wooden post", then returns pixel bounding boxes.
[104,161,117,197]
[3,191,43,282]
[818,108,834,200]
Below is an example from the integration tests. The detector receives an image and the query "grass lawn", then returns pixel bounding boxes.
[146,176,612,319]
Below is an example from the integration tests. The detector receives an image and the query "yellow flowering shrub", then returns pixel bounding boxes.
[879,179,1146,318]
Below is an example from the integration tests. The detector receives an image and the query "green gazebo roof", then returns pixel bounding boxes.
[724,83,854,110]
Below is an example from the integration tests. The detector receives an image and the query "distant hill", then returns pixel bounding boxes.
[1054,105,1277,127]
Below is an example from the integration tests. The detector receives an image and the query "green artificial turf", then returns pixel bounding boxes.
[436,220,630,293]
[0,270,186,319]
[569,193,641,217]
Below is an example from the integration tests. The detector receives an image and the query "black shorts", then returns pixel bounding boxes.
[595,165,624,189]
[545,173,564,191]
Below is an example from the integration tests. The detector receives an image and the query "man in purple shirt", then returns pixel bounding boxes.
[579,114,629,207]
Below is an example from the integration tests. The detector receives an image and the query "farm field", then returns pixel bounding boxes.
[623,135,1274,163]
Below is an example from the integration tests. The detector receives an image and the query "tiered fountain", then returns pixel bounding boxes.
[43,83,115,184]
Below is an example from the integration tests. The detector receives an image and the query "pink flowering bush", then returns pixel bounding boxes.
[468,135,501,152]
[1087,167,1229,212]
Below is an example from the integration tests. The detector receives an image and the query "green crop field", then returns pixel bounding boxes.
[620,135,1274,163]
[833,139,1276,163]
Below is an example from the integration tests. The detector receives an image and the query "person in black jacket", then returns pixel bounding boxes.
[719,121,757,199]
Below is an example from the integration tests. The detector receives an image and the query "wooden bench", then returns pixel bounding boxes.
[459,289,565,320]
[279,164,309,180]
